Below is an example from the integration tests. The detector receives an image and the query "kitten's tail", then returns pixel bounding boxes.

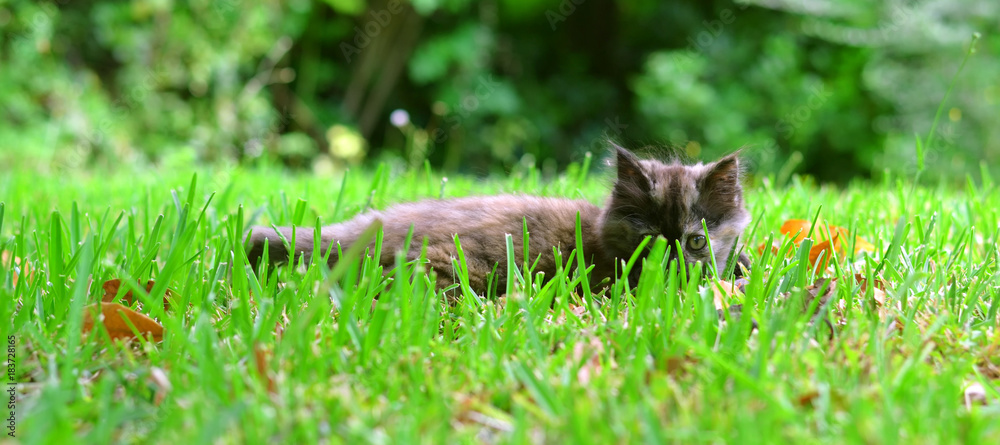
[245,225,317,268]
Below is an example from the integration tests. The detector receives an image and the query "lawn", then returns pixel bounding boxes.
[4,158,999,444]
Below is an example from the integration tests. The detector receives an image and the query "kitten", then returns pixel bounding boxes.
[246,145,751,294]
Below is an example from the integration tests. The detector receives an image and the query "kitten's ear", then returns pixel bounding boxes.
[700,152,743,201]
[613,143,650,191]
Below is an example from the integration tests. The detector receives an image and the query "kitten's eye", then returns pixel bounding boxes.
[686,235,707,251]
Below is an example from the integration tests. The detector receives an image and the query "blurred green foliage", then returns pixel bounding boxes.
[0,0,997,182]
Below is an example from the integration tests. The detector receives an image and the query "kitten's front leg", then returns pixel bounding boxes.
[733,251,751,279]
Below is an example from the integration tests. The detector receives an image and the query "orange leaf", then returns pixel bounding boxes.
[809,240,835,270]
[82,302,164,342]
[797,390,820,407]
[827,225,849,238]
[3,251,32,287]
[709,280,744,310]
[791,223,875,270]
[102,279,173,311]
[780,219,812,244]
[757,243,775,256]
[780,220,873,253]
[758,241,796,260]
[853,236,876,253]
[824,225,874,253]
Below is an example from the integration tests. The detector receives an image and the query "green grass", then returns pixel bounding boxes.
[3,159,1000,444]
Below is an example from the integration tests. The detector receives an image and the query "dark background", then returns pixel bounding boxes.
[1,0,997,183]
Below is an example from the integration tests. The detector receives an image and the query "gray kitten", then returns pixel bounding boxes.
[247,145,750,294]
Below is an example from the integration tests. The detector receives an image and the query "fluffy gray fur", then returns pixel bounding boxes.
[247,145,750,294]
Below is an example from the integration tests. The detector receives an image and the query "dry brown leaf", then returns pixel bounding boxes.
[659,355,699,377]
[871,287,886,307]
[850,273,888,293]
[451,392,515,434]
[253,344,277,394]
[977,344,1000,379]
[821,275,889,321]
[82,302,164,342]
[883,318,902,337]
[796,390,820,407]
[101,279,173,311]
[274,314,289,341]
[833,274,887,307]
[805,278,837,310]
